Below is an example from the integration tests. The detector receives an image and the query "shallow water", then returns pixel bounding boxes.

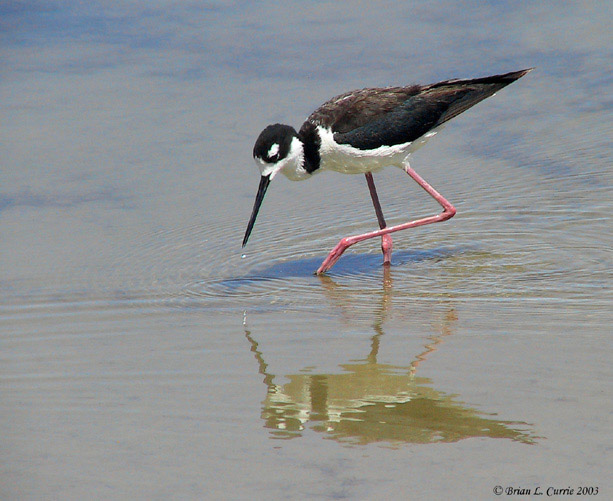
[2,1,612,499]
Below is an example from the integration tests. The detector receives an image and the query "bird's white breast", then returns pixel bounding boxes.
[316,126,438,174]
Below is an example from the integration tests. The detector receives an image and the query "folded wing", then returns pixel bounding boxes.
[308,69,531,151]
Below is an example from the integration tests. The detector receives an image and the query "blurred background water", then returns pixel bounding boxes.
[2,1,612,499]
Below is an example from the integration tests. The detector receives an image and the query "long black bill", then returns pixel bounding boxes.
[242,174,271,247]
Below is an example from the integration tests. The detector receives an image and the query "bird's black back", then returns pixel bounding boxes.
[302,69,531,151]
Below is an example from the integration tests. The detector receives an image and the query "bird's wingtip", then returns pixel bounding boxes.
[515,67,535,78]
[491,68,533,85]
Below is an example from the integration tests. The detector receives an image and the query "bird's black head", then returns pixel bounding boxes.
[243,124,303,248]
[253,123,297,164]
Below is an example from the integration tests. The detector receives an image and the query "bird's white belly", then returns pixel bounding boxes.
[317,126,438,174]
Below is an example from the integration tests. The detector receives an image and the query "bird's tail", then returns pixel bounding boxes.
[426,68,533,127]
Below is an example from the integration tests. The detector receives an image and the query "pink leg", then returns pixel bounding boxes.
[365,173,393,265]
[316,162,456,275]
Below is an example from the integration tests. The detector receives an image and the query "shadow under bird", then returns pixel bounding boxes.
[242,68,532,274]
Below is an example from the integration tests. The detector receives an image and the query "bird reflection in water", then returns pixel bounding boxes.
[244,267,537,446]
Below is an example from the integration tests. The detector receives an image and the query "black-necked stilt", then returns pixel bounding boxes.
[243,68,532,274]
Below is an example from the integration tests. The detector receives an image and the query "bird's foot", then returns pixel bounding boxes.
[316,237,353,275]
[381,234,393,266]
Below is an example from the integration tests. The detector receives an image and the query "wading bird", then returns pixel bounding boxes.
[242,69,531,274]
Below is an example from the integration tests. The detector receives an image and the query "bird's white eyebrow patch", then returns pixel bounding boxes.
[267,143,280,158]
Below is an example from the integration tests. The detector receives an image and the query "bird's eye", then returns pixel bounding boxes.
[267,143,280,162]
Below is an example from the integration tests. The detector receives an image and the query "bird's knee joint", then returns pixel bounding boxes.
[339,237,352,248]
[443,205,457,219]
